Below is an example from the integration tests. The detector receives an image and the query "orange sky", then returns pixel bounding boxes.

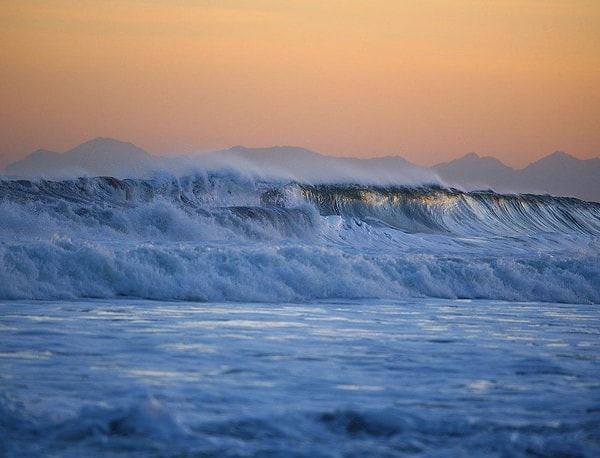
[1,0,599,168]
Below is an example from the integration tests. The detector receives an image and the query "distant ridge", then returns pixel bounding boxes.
[2,138,599,202]
[433,153,518,191]
[518,152,600,202]
[3,137,157,178]
[216,145,436,184]
[433,151,600,202]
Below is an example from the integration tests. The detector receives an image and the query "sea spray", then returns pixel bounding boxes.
[1,173,599,303]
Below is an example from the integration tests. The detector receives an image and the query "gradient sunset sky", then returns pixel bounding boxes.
[1,0,599,168]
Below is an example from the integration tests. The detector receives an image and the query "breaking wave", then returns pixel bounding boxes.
[1,173,599,302]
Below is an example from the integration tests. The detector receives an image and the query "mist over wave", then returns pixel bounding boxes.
[4,137,599,201]
[1,138,442,186]
[1,172,599,303]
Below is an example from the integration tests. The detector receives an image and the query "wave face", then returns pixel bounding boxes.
[1,174,599,303]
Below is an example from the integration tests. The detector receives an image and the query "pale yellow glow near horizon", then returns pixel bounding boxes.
[1,0,599,168]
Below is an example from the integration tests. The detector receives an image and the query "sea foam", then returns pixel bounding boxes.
[1,173,599,303]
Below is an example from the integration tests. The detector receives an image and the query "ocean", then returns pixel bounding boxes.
[1,172,599,457]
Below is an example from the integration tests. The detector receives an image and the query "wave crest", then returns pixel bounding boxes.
[1,173,599,302]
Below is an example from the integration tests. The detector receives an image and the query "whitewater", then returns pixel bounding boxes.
[1,169,599,456]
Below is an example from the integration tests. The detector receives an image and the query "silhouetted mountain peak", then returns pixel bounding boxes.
[3,140,598,201]
[462,152,480,160]
[525,151,580,170]
[65,137,149,161]
[546,150,575,160]
[458,152,508,166]
[3,137,154,178]
[432,150,599,201]
[433,153,513,189]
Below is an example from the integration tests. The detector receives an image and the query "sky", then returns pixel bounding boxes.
[1,0,599,168]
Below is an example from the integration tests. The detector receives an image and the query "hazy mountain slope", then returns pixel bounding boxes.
[3,139,599,201]
[214,145,440,184]
[518,152,600,202]
[5,149,62,176]
[433,153,521,192]
[3,138,158,178]
[434,151,600,202]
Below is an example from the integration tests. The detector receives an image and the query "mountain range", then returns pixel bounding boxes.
[3,137,599,202]
[433,151,600,202]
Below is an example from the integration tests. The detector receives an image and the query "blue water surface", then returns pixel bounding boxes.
[1,298,598,457]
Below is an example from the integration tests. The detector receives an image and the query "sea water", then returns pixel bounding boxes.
[1,299,599,457]
[1,172,599,456]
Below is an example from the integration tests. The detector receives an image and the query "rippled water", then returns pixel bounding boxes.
[1,298,598,457]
